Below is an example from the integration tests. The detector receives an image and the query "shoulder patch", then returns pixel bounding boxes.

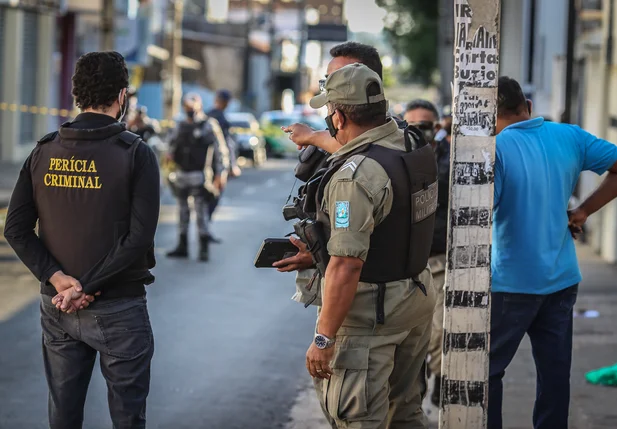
[117,130,142,146]
[334,201,350,228]
[334,154,367,180]
[37,131,58,145]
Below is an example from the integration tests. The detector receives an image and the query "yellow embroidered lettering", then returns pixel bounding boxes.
[69,157,75,172]
[62,159,69,172]
[94,176,102,189]
[87,161,97,173]
[78,176,86,188]
[85,176,94,189]
[44,174,51,186]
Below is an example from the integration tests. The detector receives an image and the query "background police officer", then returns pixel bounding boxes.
[404,100,451,407]
[4,51,159,429]
[166,93,229,261]
[298,63,437,429]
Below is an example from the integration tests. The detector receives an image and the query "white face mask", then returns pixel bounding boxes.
[117,90,128,122]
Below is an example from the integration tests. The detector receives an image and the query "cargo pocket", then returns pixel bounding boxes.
[326,345,370,422]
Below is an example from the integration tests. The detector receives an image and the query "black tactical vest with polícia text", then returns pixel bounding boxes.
[315,125,438,283]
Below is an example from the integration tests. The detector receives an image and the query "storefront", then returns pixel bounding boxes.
[0,1,59,162]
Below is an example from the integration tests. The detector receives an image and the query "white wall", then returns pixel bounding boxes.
[499,0,525,82]
[533,0,568,117]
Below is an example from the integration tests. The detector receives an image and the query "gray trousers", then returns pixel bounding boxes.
[172,171,211,237]
[41,295,154,429]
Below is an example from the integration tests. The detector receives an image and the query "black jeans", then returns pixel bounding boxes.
[488,285,578,429]
[40,295,154,429]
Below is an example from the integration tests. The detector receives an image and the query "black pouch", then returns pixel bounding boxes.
[294,146,328,182]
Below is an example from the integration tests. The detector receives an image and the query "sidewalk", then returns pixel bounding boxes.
[286,243,617,429]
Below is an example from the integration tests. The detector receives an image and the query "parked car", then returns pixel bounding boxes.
[259,110,327,157]
[227,112,267,167]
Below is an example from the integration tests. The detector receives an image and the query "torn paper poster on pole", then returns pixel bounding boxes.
[440,0,501,428]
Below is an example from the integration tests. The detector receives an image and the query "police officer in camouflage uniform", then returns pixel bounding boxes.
[166,93,229,261]
[297,63,438,429]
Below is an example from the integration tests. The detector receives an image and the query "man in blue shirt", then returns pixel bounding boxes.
[490,76,617,429]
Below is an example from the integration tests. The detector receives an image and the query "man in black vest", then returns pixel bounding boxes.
[166,93,229,261]
[404,100,451,407]
[4,51,159,429]
[295,63,437,429]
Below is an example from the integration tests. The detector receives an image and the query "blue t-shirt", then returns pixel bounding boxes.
[492,117,617,294]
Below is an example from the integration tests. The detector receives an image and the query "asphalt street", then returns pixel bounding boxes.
[0,159,327,429]
[1,158,617,429]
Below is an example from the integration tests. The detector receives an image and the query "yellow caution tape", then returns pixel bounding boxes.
[0,102,79,118]
[0,101,177,129]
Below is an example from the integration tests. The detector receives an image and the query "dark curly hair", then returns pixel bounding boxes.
[72,51,129,111]
[330,42,383,79]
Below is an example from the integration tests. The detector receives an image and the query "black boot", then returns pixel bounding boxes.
[431,375,442,407]
[167,234,188,258]
[199,235,210,262]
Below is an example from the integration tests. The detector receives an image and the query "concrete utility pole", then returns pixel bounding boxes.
[438,0,455,108]
[563,0,577,123]
[440,1,501,428]
[242,0,255,109]
[268,0,277,109]
[296,0,307,98]
[101,0,115,51]
[164,0,184,121]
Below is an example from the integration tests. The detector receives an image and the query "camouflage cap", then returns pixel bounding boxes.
[310,63,386,109]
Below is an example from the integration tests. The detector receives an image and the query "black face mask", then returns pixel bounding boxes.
[409,121,435,142]
[325,112,338,137]
[186,110,195,120]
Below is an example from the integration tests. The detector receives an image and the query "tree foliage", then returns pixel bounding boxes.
[376,0,439,85]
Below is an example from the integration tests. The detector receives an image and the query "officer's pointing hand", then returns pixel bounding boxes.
[272,236,314,272]
[282,124,316,150]
[306,343,334,380]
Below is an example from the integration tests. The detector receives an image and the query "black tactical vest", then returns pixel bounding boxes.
[432,137,451,255]
[29,122,155,285]
[172,119,216,172]
[316,126,438,283]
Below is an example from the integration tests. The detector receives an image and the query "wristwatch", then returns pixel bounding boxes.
[314,332,336,350]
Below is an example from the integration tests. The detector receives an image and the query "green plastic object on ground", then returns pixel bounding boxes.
[586,363,617,386]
